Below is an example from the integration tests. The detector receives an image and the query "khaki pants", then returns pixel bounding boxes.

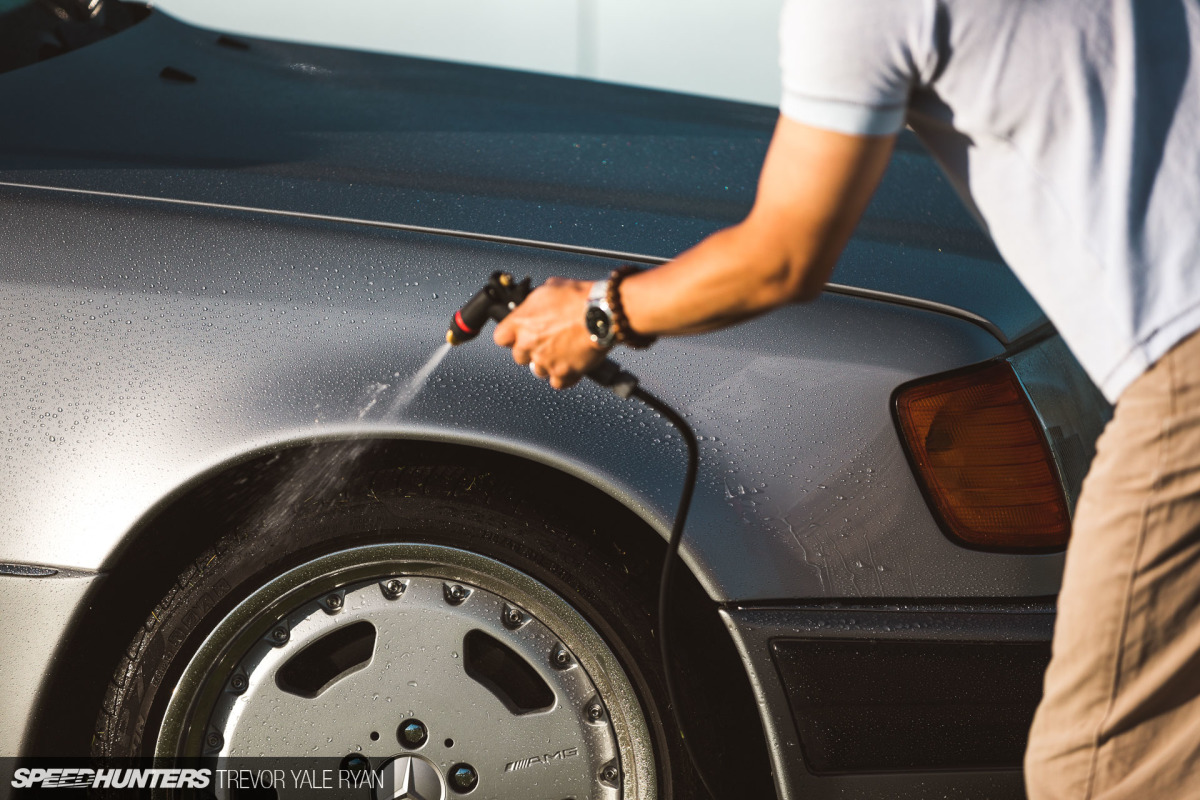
[1026,330,1200,798]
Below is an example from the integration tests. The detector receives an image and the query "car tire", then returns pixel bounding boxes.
[93,461,693,799]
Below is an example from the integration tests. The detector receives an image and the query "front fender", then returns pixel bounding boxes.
[0,184,1062,603]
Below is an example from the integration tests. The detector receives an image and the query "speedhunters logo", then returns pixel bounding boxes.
[11,768,211,790]
[7,761,388,793]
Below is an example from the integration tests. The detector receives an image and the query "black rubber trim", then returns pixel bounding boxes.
[722,602,1055,790]
[771,637,1051,774]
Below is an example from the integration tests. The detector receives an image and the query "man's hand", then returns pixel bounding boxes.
[493,277,608,389]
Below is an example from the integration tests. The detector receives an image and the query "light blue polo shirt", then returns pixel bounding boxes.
[780,0,1200,402]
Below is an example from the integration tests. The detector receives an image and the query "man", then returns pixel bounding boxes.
[493,2,1200,797]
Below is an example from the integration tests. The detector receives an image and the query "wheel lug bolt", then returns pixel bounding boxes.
[448,763,478,793]
[205,730,223,750]
[502,605,524,628]
[601,764,620,784]
[229,673,248,693]
[587,702,604,722]
[269,625,289,645]
[444,583,470,605]
[380,578,406,599]
[340,754,370,774]
[398,718,428,749]
[324,593,343,611]
[550,644,572,669]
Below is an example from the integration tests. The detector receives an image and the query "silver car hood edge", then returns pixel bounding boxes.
[0,180,1008,344]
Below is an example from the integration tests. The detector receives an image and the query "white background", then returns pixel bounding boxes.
[148,0,784,106]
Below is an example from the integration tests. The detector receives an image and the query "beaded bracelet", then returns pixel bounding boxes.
[607,265,657,349]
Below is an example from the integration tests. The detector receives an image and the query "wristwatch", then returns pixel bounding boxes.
[584,279,618,349]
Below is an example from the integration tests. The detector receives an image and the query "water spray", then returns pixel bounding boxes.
[447,271,717,799]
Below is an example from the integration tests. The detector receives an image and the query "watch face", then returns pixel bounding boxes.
[585,306,613,342]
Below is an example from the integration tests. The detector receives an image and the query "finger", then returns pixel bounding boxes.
[549,371,581,390]
[530,362,550,380]
[493,317,516,347]
[512,347,533,366]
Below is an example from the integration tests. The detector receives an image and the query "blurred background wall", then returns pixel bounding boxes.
[149,0,784,106]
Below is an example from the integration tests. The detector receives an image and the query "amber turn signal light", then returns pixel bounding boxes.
[894,361,1070,550]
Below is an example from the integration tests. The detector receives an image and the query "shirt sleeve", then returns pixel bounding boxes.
[779,0,931,136]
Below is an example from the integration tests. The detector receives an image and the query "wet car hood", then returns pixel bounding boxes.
[0,10,1045,341]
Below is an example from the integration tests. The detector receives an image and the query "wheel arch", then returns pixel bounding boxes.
[27,436,773,797]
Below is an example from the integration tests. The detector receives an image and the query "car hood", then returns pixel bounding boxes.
[0,10,1045,341]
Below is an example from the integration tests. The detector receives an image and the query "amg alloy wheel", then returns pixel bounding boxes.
[94,462,682,798]
[155,544,654,799]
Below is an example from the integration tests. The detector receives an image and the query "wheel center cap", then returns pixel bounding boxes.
[375,755,447,800]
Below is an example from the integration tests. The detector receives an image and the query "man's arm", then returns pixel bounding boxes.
[493,116,897,388]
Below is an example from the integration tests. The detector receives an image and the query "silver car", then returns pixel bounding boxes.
[0,3,1111,798]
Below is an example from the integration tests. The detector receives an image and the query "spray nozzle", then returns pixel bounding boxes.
[446,271,533,345]
[447,271,640,398]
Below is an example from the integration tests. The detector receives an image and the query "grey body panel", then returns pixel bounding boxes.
[0,573,98,761]
[0,11,1045,341]
[0,184,1065,601]
[1011,336,1113,513]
